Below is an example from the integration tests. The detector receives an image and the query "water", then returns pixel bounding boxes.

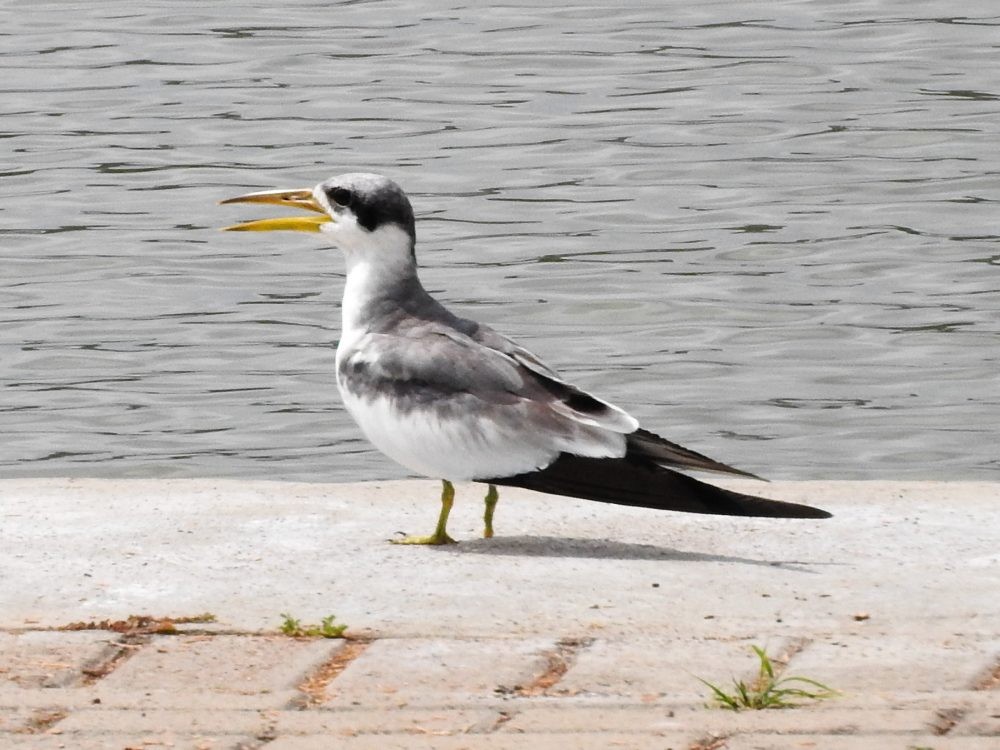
[2,1,999,482]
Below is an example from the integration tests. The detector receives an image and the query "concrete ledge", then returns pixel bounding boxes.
[2,478,997,633]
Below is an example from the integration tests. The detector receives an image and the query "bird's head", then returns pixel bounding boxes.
[221,172,416,261]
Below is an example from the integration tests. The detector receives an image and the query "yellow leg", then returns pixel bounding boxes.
[483,484,499,539]
[391,480,458,545]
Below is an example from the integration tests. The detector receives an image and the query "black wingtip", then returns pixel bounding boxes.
[489,454,832,520]
[753,501,832,520]
[627,428,765,480]
[802,506,833,520]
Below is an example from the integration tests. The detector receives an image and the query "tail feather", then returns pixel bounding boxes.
[489,453,831,519]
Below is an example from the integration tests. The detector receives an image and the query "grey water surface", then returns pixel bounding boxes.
[2,1,999,482]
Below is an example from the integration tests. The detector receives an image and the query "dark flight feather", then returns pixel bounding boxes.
[626,427,762,479]
[489,452,830,519]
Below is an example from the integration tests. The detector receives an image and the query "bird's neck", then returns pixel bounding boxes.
[340,248,423,339]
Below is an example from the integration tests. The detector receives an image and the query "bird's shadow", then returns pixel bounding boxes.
[434,535,826,573]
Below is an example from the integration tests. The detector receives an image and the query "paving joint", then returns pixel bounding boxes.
[971,655,1000,691]
[292,637,372,708]
[771,635,812,670]
[689,734,730,750]
[930,706,967,736]
[15,708,67,736]
[238,717,280,750]
[79,636,147,686]
[514,637,594,697]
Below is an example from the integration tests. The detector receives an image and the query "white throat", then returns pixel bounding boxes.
[335,223,417,341]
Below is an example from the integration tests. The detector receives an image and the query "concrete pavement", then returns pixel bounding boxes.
[1,478,998,748]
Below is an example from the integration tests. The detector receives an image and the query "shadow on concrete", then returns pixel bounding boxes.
[436,534,823,571]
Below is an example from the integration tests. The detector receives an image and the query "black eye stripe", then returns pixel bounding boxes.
[315,178,415,241]
[327,187,354,207]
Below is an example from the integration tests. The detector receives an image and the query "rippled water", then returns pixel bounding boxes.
[2,1,999,482]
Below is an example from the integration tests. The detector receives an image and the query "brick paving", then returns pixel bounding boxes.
[1,624,998,748]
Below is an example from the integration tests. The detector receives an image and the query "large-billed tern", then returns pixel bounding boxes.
[222,173,830,544]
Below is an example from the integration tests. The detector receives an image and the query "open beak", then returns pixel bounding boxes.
[220,188,332,233]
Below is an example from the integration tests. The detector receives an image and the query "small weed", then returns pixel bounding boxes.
[698,645,837,710]
[279,613,302,636]
[279,613,347,638]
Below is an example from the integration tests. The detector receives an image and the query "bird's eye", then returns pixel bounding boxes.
[327,187,354,207]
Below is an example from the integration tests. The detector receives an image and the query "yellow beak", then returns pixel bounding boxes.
[220,188,332,233]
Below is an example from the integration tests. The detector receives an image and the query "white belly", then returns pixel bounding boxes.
[337,385,555,481]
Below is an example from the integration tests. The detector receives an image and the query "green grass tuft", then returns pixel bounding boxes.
[278,613,348,638]
[698,645,837,710]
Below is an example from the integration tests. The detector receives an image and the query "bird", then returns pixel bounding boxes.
[221,173,831,544]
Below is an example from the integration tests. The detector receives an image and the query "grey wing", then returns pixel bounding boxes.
[338,321,636,458]
[469,321,760,479]
[466,323,562,379]
[464,322,638,433]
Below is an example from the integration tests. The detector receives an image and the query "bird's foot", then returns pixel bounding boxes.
[390,531,457,546]
[391,480,459,545]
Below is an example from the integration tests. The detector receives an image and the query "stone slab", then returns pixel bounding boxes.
[95,634,338,706]
[0,632,115,689]
[786,634,1000,694]
[320,637,554,707]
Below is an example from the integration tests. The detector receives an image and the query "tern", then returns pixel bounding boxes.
[222,173,830,544]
